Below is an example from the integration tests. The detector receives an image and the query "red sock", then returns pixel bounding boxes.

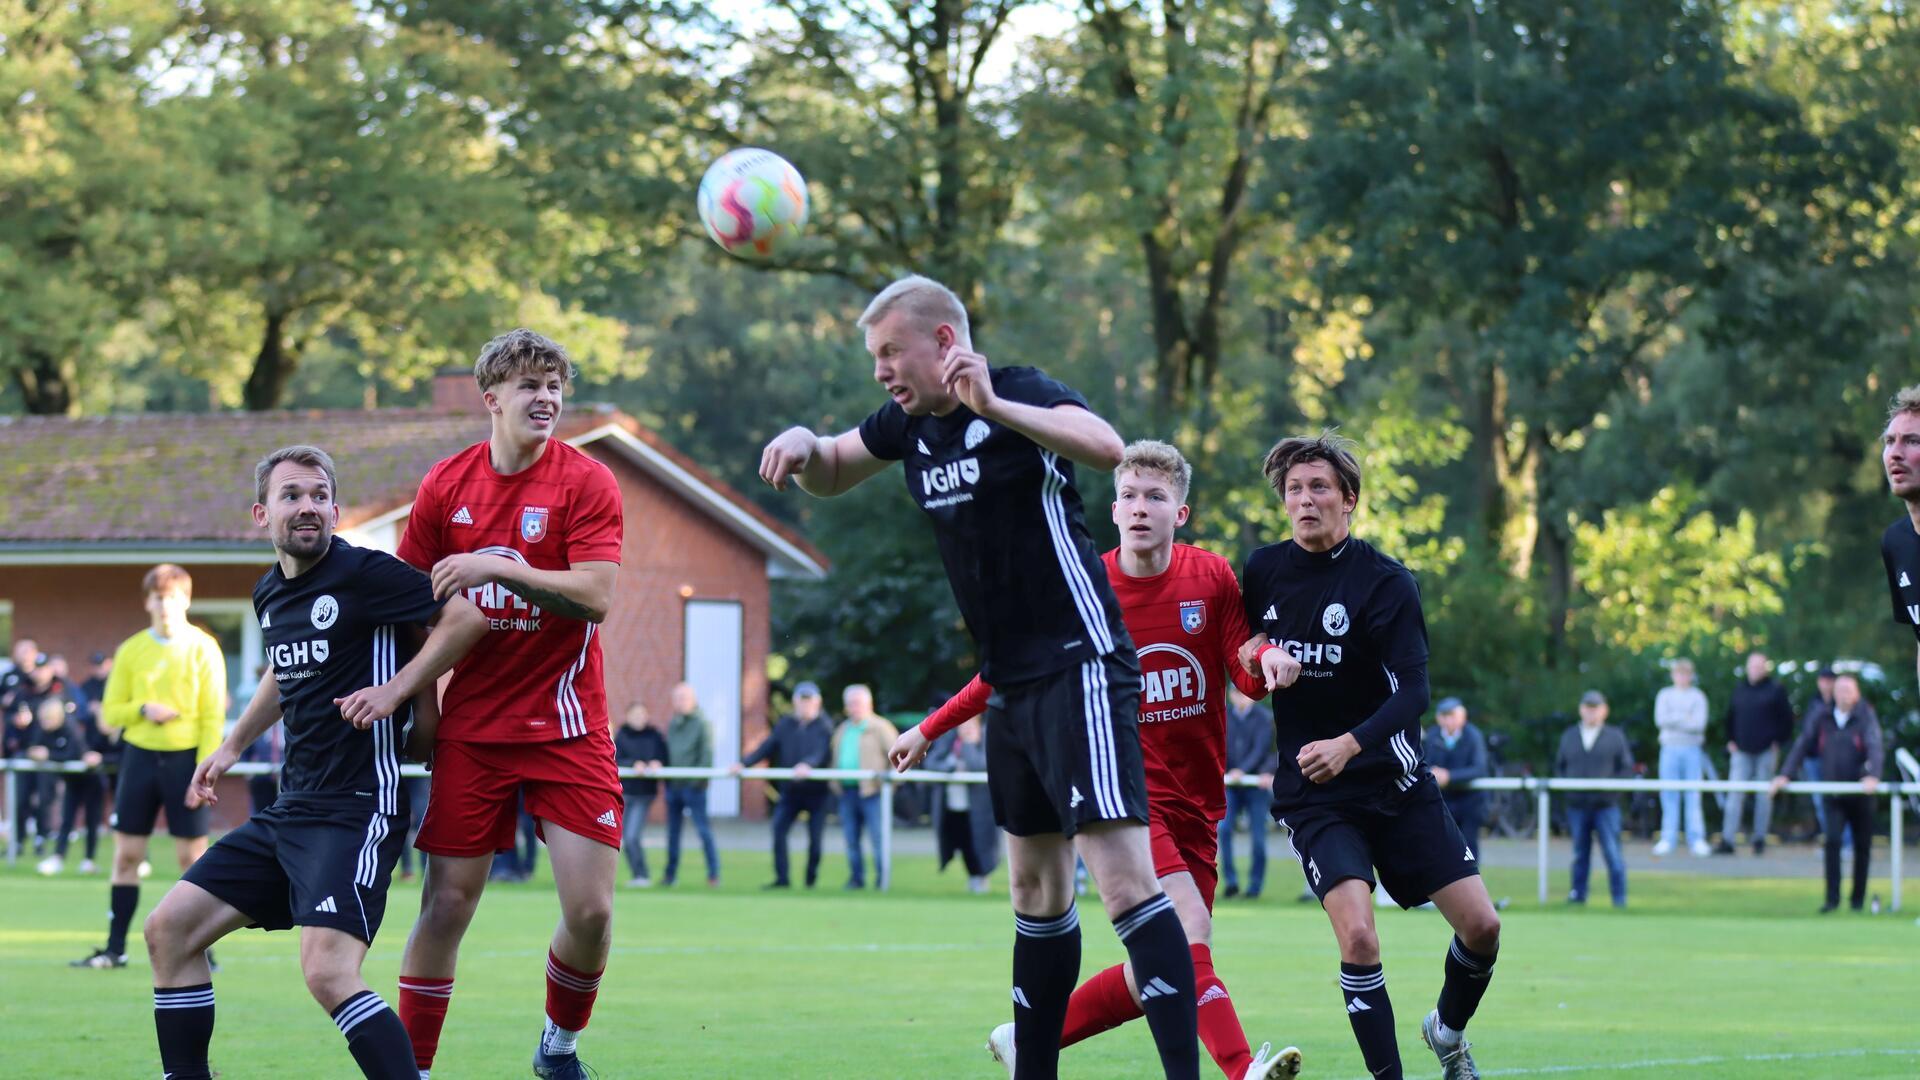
[397,975,454,1071]
[1192,943,1253,1079]
[1059,962,1143,1048]
[545,950,603,1032]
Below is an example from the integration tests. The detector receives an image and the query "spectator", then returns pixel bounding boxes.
[1652,658,1713,857]
[239,718,283,815]
[926,715,997,892]
[831,684,898,890]
[1798,667,1838,839]
[9,698,48,854]
[1773,673,1884,913]
[1555,690,1634,908]
[734,681,834,888]
[0,638,40,712]
[1719,651,1796,854]
[614,702,669,887]
[79,652,113,717]
[31,697,89,872]
[1219,684,1278,898]
[1427,696,1490,862]
[663,681,720,887]
[51,675,111,875]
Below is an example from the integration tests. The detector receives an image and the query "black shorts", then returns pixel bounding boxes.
[112,745,209,839]
[986,652,1150,838]
[1277,777,1479,909]
[182,799,406,943]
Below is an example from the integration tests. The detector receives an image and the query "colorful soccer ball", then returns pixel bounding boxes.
[696,148,809,259]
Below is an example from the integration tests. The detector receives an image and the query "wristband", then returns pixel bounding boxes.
[1255,643,1280,665]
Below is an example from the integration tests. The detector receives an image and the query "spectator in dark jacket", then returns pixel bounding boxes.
[1218,686,1278,898]
[1427,696,1490,860]
[1773,673,1885,912]
[50,688,110,875]
[663,682,719,887]
[1718,651,1796,854]
[927,715,998,892]
[1555,691,1635,907]
[614,702,670,887]
[1797,667,1838,837]
[733,681,835,888]
[28,697,89,868]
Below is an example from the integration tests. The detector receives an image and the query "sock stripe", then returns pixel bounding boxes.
[1448,938,1492,972]
[1339,973,1387,991]
[332,991,389,1036]
[153,989,216,1009]
[1112,894,1173,939]
[1014,904,1080,938]
[545,959,602,992]
[398,979,455,998]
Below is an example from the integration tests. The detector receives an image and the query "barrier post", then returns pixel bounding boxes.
[1536,781,1551,906]
[878,771,894,893]
[1891,788,1903,913]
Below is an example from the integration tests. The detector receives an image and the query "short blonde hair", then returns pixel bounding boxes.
[1115,440,1192,502]
[474,328,574,393]
[857,275,970,344]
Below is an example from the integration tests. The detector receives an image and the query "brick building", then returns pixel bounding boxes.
[0,378,826,823]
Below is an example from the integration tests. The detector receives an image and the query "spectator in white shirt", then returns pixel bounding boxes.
[1652,659,1712,857]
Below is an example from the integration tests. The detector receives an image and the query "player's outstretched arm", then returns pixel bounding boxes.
[759,427,888,496]
[336,597,489,729]
[987,399,1125,472]
[481,559,618,623]
[187,666,281,809]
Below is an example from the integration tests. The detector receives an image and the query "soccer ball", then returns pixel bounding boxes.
[696,148,809,259]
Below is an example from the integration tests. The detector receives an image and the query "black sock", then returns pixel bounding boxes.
[1114,894,1199,1080]
[1011,903,1080,1079]
[107,883,140,956]
[153,983,215,1080]
[331,990,419,1080]
[1437,935,1496,1033]
[1340,961,1400,1079]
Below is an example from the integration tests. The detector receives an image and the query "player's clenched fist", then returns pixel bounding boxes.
[430,552,503,602]
[186,746,238,809]
[889,725,931,773]
[759,426,819,490]
[1297,733,1361,784]
[336,683,403,731]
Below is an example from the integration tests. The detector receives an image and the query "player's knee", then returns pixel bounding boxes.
[1460,907,1501,954]
[142,905,185,962]
[563,896,614,945]
[1334,923,1380,964]
[301,959,359,1008]
[421,876,485,926]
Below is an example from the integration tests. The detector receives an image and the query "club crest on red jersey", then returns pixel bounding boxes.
[1179,599,1206,634]
[520,506,551,543]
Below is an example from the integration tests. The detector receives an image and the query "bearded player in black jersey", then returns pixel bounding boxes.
[759,275,1201,1080]
[1239,432,1501,1080]
[139,445,489,1080]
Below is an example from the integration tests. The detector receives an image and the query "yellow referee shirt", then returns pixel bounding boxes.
[99,626,227,761]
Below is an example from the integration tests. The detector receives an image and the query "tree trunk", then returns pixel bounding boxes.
[12,347,76,415]
[1528,429,1572,662]
[243,310,297,411]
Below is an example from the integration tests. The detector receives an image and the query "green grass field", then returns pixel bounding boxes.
[2,839,1916,1079]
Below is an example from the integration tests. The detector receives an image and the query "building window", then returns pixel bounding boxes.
[0,599,12,655]
[187,599,264,720]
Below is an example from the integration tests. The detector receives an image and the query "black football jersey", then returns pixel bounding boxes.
[1241,536,1430,810]
[859,366,1133,685]
[1882,518,1920,643]
[253,537,444,813]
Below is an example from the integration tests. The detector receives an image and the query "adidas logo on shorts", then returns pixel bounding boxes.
[596,809,618,829]
[315,896,337,914]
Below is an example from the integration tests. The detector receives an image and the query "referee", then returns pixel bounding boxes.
[72,564,228,970]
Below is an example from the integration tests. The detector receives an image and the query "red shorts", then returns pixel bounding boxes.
[1148,802,1221,910]
[415,729,624,858]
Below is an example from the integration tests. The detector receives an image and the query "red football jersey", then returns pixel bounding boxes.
[1104,543,1263,820]
[397,439,624,743]
[922,543,1263,820]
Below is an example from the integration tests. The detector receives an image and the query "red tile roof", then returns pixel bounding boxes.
[0,406,827,574]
